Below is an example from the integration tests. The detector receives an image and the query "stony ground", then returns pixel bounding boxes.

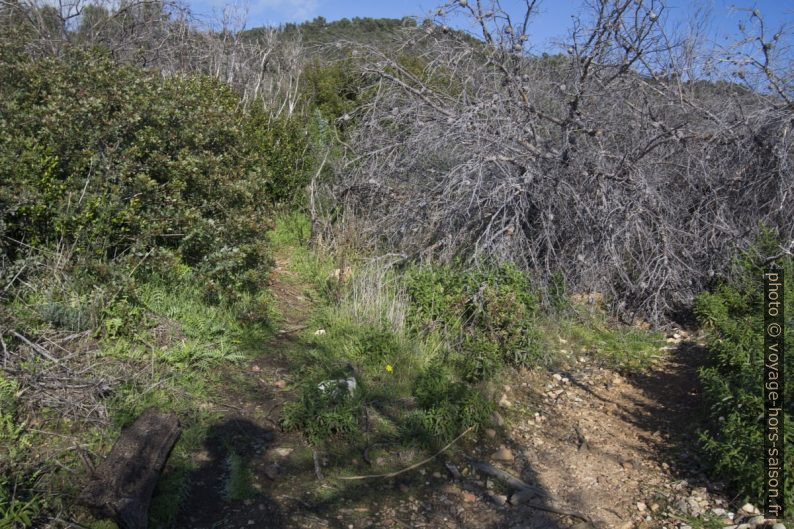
[171,260,784,529]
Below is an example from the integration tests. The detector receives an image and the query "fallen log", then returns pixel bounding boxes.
[81,408,180,529]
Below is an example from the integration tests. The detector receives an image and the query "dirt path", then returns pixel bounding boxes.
[174,257,312,528]
[496,341,732,529]
[173,260,731,529]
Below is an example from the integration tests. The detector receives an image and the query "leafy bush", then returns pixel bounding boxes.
[0,45,308,525]
[0,46,309,301]
[404,263,543,380]
[694,232,793,513]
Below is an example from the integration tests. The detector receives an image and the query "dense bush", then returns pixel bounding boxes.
[695,233,793,513]
[404,263,544,380]
[0,45,315,525]
[0,46,310,300]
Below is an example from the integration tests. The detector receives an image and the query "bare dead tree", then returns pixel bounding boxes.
[332,0,794,323]
[0,0,304,116]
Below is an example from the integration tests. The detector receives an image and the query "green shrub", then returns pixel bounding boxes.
[280,324,407,445]
[406,363,492,447]
[246,112,313,206]
[0,47,310,301]
[404,263,543,380]
[694,231,793,514]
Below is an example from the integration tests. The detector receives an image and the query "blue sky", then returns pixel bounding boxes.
[189,0,792,54]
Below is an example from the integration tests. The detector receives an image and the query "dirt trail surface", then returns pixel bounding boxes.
[173,260,730,529]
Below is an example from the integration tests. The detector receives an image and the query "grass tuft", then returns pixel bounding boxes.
[544,312,665,371]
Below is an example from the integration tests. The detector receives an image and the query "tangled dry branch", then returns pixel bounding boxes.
[333,0,794,322]
[1,326,113,423]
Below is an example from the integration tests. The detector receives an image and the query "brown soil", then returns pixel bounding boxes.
[173,259,729,529]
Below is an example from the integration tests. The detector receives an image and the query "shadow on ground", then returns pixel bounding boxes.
[165,337,727,529]
[168,335,572,528]
[621,341,713,483]
[175,418,284,528]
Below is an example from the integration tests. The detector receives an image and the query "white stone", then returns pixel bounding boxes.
[317,377,356,397]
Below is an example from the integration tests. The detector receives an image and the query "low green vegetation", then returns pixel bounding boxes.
[694,232,794,514]
[547,315,664,371]
[0,374,41,529]
[280,266,496,453]
[276,215,664,463]
[225,452,256,501]
[2,265,271,526]
[267,211,337,290]
[275,218,504,453]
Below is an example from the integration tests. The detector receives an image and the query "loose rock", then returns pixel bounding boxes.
[486,492,507,506]
[444,462,461,479]
[491,446,514,461]
[271,447,293,458]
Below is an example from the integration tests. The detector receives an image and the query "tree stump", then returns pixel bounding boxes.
[81,408,181,529]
